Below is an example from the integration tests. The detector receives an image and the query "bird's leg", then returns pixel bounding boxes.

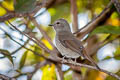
[73,58,77,65]
[68,58,72,62]
[74,58,77,63]
[68,58,77,65]
[62,56,66,63]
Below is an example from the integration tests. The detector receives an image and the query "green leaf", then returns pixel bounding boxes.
[114,47,120,56]
[114,56,120,60]
[113,47,120,60]
[102,56,112,60]
[106,72,120,80]
[14,0,36,13]
[64,73,72,80]
[102,47,120,60]
[19,51,28,69]
[48,3,71,23]
[0,49,14,65]
[91,25,120,35]
[105,75,117,80]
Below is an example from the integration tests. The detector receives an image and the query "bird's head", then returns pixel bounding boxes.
[49,19,71,32]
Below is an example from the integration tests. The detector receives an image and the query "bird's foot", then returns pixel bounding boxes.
[62,56,66,63]
[68,58,77,65]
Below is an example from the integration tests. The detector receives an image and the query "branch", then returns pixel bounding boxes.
[29,16,55,48]
[62,60,120,80]
[2,28,50,60]
[56,64,64,80]
[0,73,16,80]
[0,27,29,58]
[8,21,52,54]
[112,0,120,14]
[74,1,114,39]
[70,0,78,32]
[11,40,29,55]
[3,15,120,80]
[27,61,48,80]
[0,1,43,22]
[0,0,67,22]
[5,29,120,80]
[91,35,120,56]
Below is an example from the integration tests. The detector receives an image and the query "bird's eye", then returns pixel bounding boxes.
[56,22,60,24]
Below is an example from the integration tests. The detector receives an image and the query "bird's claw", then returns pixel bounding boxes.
[62,56,66,63]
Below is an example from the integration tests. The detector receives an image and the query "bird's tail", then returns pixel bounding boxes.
[83,49,100,70]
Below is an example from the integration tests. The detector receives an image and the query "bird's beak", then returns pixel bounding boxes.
[48,24,53,26]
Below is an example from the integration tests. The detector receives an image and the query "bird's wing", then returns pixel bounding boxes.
[58,33,85,57]
[58,32,99,68]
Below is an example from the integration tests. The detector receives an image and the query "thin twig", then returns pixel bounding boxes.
[27,61,48,80]
[11,40,29,54]
[30,16,55,48]
[0,27,29,58]
[0,73,16,80]
[3,29,48,59]
[8,21,52,53]
[62,60,120,80]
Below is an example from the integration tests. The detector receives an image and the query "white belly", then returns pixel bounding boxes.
[55,37,80,58]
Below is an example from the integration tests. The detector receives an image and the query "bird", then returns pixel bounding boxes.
[49,18,99,69]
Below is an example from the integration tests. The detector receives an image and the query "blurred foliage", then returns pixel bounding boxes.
[0,0,14,16]
[0,6,7,16]
[64,72,73,80]
[48,3,71,23]
[113,46,120,60]
[105,72,120,80]
[24,45,45,65]
[41,38,53,50]
[2,0,14,11]
[91,25,120,35]
[105,76,117,80]
[14,0,36,13]
[85,70,100,80]
[41,64,57,80]
[102,46,120,61]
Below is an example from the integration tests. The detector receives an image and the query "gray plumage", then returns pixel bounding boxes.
[51,18,85,59]
[49,18,100,69]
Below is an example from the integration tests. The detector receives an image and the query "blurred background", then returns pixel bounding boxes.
[0,0,120,80]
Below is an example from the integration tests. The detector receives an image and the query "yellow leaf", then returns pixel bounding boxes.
[95,8,102,14]
[48,8,56,16]
[107,18,120,26]
[0,7,6,16]
[96,72,107,80]
[97,34,110,41]
[42,39,53,50]
[112,19,120,26]
[25,46,36,65]
[42,64,56,80]
[1,0,14,11]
